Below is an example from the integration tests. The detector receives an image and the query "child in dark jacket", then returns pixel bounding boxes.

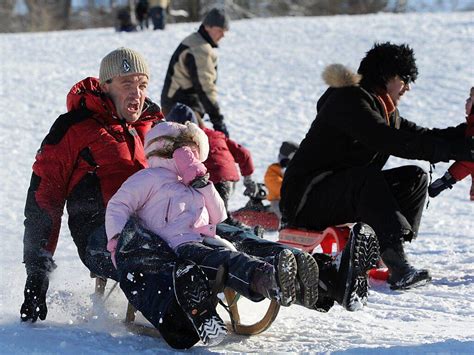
[429,87,474,200]
[166,103,259,225]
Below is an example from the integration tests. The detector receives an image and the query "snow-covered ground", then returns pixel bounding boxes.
[1,11,473,354]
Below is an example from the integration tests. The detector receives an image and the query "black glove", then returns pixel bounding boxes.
[191,173,210,189]
[210,115,229,137]
[20,272,49,322]
[243,175,258,198]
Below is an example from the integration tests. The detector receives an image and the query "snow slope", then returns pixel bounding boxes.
[1,11,473,354]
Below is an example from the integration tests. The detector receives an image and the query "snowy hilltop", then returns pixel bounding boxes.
[0,10,473,354]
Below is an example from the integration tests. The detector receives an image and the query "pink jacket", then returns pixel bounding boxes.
[105,122,227,251]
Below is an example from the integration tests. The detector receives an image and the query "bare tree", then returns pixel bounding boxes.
[0,0,16,32]
[392,0,408,13]
[24,0,72,31]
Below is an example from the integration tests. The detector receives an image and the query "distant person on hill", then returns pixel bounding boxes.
[280,42,474,291]
[166,103,259,228]
[429,86,474,200]
[161,7,230,137]
[135,0,150,30]
[264,141,299,219]
[149,0,169,30]
[116,6,136,32]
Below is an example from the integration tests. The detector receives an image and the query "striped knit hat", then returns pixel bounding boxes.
[99,47,150,84]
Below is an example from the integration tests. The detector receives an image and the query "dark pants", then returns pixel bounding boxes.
[85,220,199,349]
[120,265,199,349]
[217,223,303,260]
[293,165,428,251]
[176,242,266,301]
[214,181,234,212]
[150,6,166,30]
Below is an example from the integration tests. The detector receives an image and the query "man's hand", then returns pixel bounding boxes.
[20,272,49,322]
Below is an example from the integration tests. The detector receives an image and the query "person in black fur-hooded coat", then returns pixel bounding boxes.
[280,42,474,290]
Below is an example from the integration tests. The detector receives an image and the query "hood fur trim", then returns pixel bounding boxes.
[322,64,361,88]
[144,121,209,162]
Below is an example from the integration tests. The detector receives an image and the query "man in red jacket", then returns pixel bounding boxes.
[20,48,163,322]
[21,49,239,349]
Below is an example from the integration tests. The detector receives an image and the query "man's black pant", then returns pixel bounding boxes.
[293,165,428,251]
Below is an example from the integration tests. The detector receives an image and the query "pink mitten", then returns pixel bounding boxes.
[173,146,207,185]
[107,236,119,269]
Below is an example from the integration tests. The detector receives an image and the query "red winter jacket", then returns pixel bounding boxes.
[203,127,254,183]
[23,77,164,273]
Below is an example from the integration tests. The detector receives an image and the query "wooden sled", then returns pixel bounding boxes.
[93,276,280,338]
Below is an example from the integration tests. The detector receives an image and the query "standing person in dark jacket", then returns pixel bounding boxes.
[280,43,474,291]
[19,48,228,349]
[161,7,230,137]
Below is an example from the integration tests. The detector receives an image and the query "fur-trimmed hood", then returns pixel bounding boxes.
[144,121,209,167]
[322,64,361,88]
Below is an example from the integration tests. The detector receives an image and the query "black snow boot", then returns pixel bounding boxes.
[173,261,227,346]
[316,223,380,311]
[381,244,431,290]
[250,249,297,306]
[428,172,457,198]
[294,252,319,308]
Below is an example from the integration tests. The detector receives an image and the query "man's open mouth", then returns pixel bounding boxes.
[127,102,140,112]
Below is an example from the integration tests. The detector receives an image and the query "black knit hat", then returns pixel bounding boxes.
[358,42,418,90]
[278,141,299,167]
[202,8,230,30]
[166,103,198,125]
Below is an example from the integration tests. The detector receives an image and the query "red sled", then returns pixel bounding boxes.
[230,188,280,231]
[278,225,389,281]
[230,207,279,231]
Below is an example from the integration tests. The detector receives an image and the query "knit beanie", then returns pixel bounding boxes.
[166,103,198,125]
[99,47,150,84]
[202,8,230,30]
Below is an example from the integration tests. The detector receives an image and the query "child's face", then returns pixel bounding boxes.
[466,96,473,116]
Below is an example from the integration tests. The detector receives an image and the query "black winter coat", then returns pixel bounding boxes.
[281,85,467,223]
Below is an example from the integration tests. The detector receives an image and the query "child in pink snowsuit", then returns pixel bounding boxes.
[429,87,474,200]
[105,121,298,306]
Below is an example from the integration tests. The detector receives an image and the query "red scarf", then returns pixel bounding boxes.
[376,93,395,124]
